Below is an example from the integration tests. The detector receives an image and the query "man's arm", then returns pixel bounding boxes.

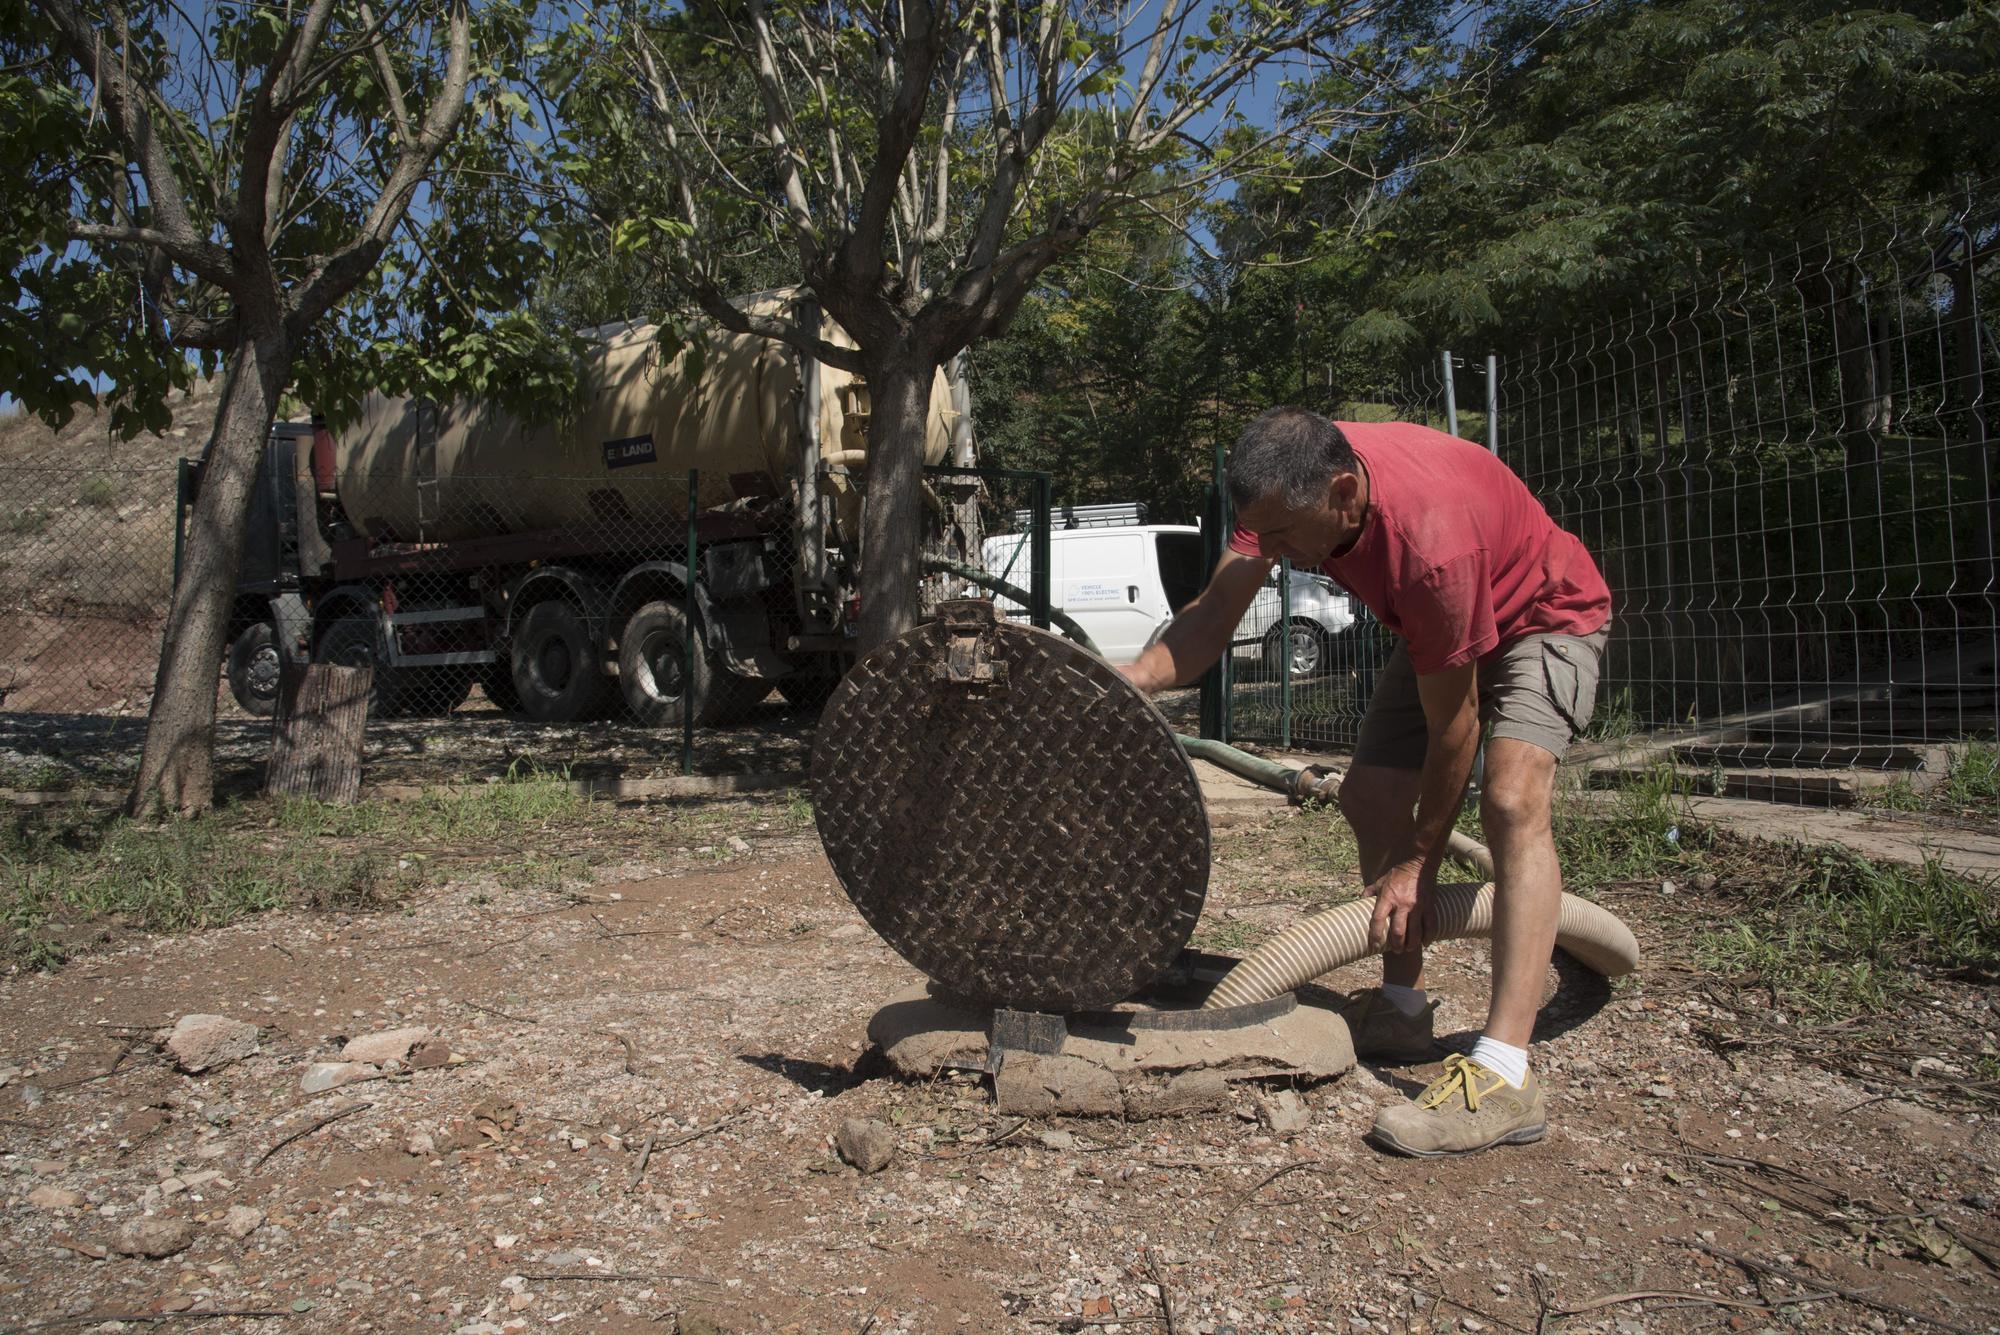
[1368,662,1480,954]
[1120,547,1273,693]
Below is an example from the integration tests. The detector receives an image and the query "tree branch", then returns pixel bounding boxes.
[682,284,867,374]
[288,0,472,333]
[33,0,236,289]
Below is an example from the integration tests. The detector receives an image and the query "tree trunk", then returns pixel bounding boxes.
[1831,276,1890,463]
[856,352,935,651]
[128,326,292,817]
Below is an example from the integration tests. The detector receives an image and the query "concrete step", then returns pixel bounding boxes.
[1672,741,1941,772]
[1587,762,1917,808]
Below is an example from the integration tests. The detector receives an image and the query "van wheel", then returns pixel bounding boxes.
[512,601,612,723]
[226,622,281,717]
[1263,619,1327,679]
[619,600,768,727]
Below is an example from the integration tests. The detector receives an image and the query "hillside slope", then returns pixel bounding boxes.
[0,382,223,714]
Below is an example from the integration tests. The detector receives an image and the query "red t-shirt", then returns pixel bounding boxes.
[1229,422,1611,674]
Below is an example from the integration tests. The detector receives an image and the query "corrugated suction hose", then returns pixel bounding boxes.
[1203,881,1640,1010]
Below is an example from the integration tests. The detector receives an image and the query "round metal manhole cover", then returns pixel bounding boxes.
[811,600,1210,1011]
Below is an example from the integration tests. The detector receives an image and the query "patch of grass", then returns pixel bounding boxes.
[76,475,118,509]
[1938,743,2000,813]
[1858,743,1999,818]
[0,760,75,792]
[1552,764,1709,888]
[1,804,414,969]
[1193,917,1270,953]
[6,506,50,535]
[1698,848,2000,1019]
[277,763,592,842]
[1289,804,1360,881]
[781,789,814,830]
[1859,775,1927,812]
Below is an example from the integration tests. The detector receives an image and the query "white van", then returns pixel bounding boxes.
[979,521,1357,673]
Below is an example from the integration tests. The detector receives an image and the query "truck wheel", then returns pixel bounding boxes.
[512,600,611,723]
[1263,618,1328,679]
[477,662,521,713]
[226,622,282,717]
[317,616,411,717]
[617,599,767,726]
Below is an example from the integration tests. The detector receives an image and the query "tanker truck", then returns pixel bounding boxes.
[214,292,971,724]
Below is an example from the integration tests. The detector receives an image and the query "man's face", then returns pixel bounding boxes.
[1236,471,1363,567]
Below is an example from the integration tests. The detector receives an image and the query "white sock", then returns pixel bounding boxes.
[1469,1035,1530,1088]
[1379,983,1428,1017]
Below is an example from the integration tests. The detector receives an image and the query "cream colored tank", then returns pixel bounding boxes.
[334,292,956,544]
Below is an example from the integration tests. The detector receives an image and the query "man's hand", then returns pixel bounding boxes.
[1367,860,1438,955]
[1118,660,1165,694]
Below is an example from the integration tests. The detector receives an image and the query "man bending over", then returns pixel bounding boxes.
[1120,407,1612,1157]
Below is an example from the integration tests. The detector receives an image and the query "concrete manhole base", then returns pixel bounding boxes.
[868,952,1357,1118]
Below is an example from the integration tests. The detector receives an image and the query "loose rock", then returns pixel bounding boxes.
[113,1217,195,1258]
[340,1026,432,1065]
[165,1014,261,1074]
[834,1117,895,1174]
[222,1205,265,1240]
[300,1061,376,1094]
[28,1185,85,1210]
[1260,1088,1312,1135]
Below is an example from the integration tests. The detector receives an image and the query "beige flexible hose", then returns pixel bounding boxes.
[1203,881,1641,1010]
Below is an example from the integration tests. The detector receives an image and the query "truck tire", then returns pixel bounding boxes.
[477,662,521,713]
[618,599,767,727]
[511,600,612,723]
[1263,618,1328,679]
[317,616,412,717]
[226,622,282,717]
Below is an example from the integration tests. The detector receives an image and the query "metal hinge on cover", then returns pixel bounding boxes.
[934,598,1009,693]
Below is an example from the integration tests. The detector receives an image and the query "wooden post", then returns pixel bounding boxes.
[265,662,371,803]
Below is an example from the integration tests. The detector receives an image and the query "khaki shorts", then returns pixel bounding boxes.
[1353,625,1611,769]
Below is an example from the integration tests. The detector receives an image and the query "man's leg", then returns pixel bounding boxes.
[1338,765,1424,984]
[1477,738,1562,1049]
[1367,628,1605,1156]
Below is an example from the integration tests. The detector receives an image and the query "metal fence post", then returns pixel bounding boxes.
[1279,557,1292,749]
[1030,471,1052,630]
[683,468,698,777]
[1443,349,1459,437]
[1486,354,1499,454]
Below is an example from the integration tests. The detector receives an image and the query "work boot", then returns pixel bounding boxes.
[1339,988,1437,1063]
[1367,1053,1546,1158]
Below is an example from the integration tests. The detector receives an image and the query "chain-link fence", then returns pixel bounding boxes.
[0,404,1069,796]
[1225,189,2000,806]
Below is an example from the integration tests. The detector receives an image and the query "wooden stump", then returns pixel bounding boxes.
[265,662,371,803]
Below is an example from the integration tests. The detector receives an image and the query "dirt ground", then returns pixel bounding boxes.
[2,773,1996,1335]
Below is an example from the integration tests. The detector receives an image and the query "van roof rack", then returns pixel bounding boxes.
[1013,501,1148,531]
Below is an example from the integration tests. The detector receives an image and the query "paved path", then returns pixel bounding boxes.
[1191,742,2000,880]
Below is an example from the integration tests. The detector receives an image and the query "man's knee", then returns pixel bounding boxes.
[1479,758,1554,834]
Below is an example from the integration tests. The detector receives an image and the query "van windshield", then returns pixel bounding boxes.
[1155,534,1205,613]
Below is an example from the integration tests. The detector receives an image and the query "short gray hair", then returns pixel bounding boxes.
[1226,408,1358,511]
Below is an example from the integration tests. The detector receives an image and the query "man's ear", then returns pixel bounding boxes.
[1328,470,1361,509]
